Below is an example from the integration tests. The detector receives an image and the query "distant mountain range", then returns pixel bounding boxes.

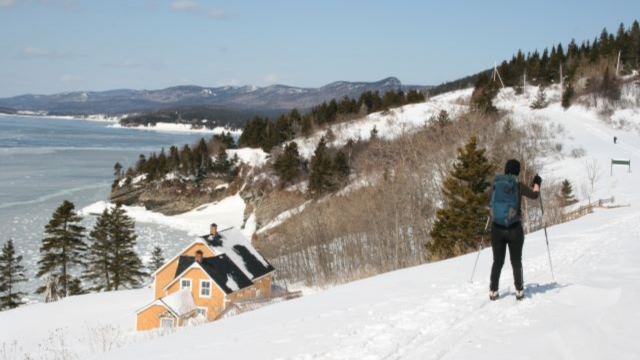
[0,77,430,116]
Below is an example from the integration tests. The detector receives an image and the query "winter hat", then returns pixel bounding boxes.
[504,159,521,176]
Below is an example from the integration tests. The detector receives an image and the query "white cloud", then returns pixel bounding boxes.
[170,1,225,20]
[217,78,241,87]
[16,46,77,60]
[171,0,198,11]
[0,0,16,8]
[102,59,164,70]
[206,9,224,19]
[60,74,83,82]
[262,73,284,84]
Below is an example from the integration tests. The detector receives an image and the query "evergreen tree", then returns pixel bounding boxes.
[427,136,495,260]
[113,162,123,179]
[562,82,575,109]
[471,73,499,114]
[83,208,113,292]
[36,200,86,297]
[561,179,576,206]
[530,86,548,109]
[301,115,313,137]
[333,150,350,184]
[148,246,165,273]
[308,137,335,196]
[274,142,302,187]
[0,240,27,310]
[213,148,231,175]
[600,66,621,102]
[108,203,145,290]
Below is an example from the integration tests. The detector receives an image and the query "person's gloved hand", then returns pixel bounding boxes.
[532,174,542,187]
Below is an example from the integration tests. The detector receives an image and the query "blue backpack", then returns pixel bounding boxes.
[490,174,520,227]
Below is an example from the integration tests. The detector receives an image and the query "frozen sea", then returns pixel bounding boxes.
[0,115,214,300]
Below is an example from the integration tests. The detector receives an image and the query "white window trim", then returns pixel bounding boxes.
[196,307,208,317]
[180,278,192,290]
[199,279,212,298]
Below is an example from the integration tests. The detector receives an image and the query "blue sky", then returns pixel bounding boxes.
[0,0,638,97]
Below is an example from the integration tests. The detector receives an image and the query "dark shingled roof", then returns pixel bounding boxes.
[201,229,275,280]
[174,255,254,294]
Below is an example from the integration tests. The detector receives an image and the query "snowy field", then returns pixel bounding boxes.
[2,86,640,359]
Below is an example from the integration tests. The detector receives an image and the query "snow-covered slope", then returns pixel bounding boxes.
[90,87,640,359]
[94,208,640,360]
[5,85,639,360]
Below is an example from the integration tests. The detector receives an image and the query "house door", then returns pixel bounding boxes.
[160,318,174,328]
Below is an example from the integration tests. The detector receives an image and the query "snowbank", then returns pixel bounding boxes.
[80,194,250,238]
[110,122,242,135]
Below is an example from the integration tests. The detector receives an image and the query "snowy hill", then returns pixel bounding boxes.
[96,84,640,360]
[2,84,640,359]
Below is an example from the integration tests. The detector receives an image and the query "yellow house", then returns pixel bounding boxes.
[136,224,275,331]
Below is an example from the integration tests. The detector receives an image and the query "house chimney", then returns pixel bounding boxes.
[195,250,203,264]
[210,223,218,236]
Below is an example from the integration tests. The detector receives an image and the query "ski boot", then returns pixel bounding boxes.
[489,291,499,301]
[515,289,525,301]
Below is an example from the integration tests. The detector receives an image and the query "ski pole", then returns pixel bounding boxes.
[538,188,556,282]
[469,216,491,283]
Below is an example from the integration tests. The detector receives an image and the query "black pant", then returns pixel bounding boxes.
[489,222,524,291]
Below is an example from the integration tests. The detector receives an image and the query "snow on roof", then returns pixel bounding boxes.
[159,289,197,317]
[226,275,239,292]
[202,227,274,280]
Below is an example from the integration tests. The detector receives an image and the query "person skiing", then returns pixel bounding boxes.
[489,159,541,301]
[614,136,617,144]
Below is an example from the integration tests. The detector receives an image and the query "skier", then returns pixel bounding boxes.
[489,159,541,301]
[614,136,617,144]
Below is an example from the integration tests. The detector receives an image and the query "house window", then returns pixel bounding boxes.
[256,289,262,298]
[200,280,211,297]
[181,279,192,290]
[196,308,207,317]
[160,318,174,328]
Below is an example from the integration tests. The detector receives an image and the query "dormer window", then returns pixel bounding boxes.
[181,279,192,290]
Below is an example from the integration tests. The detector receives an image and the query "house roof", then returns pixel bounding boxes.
[173,254,254,294]
[160,288,198,317]
[135,288,197,317]
[201,227,275,281]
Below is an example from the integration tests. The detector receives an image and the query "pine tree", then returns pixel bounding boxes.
[274,142,302,187]
[148,246,165,273]
[562,82,575,109]
[427,136,495,260]
[213,148,231,175]
[108,203,145,290]
[36,200,86,297]
[561,179,576,206]
[83,208,113,291]
[333,150,350,184]
[113,162,123,179]
[0,239,27,310]
[530,86,548,109]
[308,137,335,196]
[471,72,499,114]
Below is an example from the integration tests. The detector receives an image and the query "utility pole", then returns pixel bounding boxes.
[616,50,621,77]
[560,63,563,90]
[493,62,505,88]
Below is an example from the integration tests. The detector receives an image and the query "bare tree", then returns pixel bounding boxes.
[584,157,602,194]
